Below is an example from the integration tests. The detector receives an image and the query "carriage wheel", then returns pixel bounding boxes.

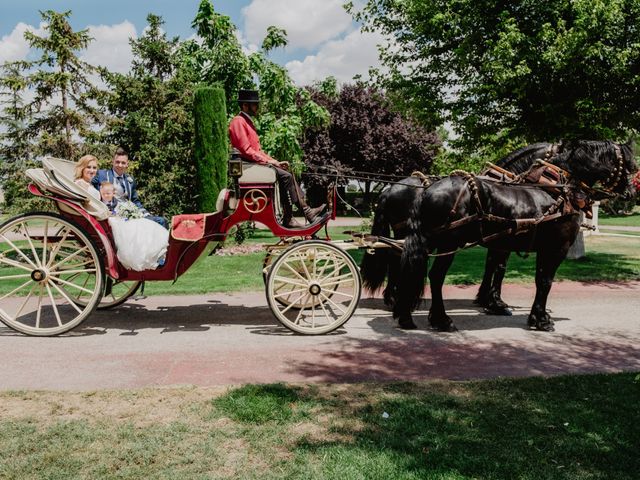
[0,212,104,336]
[266,240,361,334]
[71,277,141,310]
[263,248,340,309]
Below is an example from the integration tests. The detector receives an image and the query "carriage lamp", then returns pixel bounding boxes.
[229,148,243,177]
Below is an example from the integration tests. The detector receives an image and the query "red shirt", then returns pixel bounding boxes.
[228,112,275,165]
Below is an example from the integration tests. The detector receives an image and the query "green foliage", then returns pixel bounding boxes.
[352,0,640,155]
[23,10,102,159]
[193,86,228,212]
[100,14,197,216]
[303,83,441,200]
[189,0,330,175]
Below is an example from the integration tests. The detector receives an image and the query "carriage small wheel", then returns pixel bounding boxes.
[265,240,361,334]
[0,212,104,336]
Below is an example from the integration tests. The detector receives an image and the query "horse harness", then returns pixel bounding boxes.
[430,165,587,252]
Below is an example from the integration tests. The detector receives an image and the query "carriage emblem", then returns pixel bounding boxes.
[243,189,268,213]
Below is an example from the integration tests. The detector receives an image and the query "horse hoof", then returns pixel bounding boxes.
[398,320,417,330]
[484,306,512,316]
[431,322,458,332]
[535,323,555,332]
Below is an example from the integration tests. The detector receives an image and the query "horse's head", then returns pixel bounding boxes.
[564,140,639,199]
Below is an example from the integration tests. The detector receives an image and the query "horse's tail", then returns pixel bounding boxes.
[360,200,392,293]
[393,222,429,319]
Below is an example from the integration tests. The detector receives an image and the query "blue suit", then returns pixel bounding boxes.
[92,169,167,228]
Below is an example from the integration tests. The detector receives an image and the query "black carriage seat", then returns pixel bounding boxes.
[25,157,110,221]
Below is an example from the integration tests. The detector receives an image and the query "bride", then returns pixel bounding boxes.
[102,184,169,271]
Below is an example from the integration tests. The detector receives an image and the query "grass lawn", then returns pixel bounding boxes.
[599,205,640,227]
[141,230,640,295]
[1,373,638,479]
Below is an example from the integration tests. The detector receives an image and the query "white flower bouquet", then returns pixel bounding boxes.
[114,200,144,220]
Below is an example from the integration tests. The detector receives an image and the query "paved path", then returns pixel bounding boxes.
[1,281,639,390]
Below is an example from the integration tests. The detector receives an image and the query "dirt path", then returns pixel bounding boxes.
[1,281,639,390]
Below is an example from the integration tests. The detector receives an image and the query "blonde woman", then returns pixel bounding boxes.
[74,154,101,201]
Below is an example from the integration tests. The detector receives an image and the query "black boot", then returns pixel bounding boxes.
[282,202,303,228]
[303,203,326,223]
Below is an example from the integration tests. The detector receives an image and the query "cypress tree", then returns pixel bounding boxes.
[193,86,228,212]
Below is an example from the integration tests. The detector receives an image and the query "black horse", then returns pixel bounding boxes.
[392,141,637,332]
[363,141,596,315]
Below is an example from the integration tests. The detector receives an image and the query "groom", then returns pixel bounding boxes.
[92,147,167,228]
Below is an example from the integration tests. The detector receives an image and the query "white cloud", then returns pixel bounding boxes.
[242,0,352,50]
[0,22,46,64]
[81,21,137,73]
[286,29,384,86]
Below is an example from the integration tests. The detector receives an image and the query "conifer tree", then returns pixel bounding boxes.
[0,61,33,210]
[24,10,101,159]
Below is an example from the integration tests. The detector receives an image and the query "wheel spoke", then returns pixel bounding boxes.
[319,272,355,287]
[35,285,43,328]
[280,292,310,314]
[0,273,33,281]
[273,275,308,288]
[319,292,346,315]
[41,221,48,265]
[49,245,90,271]
[0,254,35,272]
[49,268,96,276]
[49,275,95,294]
[273,287,308,299]
[45,228,71,269]
[0,279,35,301]
[293,298,308,324]
[14,284,36,318]
[327,290,355,299]
[19,223,43,269]
[49,280,83,314]
[45,282,62,327]
[282,262,309,283]
[0,234,39,269]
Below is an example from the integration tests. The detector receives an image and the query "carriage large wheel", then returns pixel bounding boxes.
[265,240,361,334]
[71,278,142,310]
[263,248,341,309]
[0,212,104,336]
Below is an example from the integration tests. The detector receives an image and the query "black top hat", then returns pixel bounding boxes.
[237,89,260,103]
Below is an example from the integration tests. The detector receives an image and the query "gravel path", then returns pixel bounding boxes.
[1,281,638,390]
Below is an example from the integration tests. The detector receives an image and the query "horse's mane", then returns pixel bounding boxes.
[553,140,638,187]
[495,142,553,174]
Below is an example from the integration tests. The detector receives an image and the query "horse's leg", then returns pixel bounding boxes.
[527,250,565,332]
[484,251,513,316]
[474,250,496,306]
[428,254,458,332]
[384,252,401,307]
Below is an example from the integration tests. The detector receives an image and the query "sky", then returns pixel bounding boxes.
[0,0,384,86]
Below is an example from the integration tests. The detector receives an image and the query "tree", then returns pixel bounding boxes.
[350,0,640,158]
[188,0,329,175]
[193,86,228,211]
[100,14,197,216]
[24,10,102,159]
[0,61,34,210]
[303,82,441,204]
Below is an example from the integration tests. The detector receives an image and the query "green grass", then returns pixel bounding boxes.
[1,227,638,297]
[143,233,640,295]
[599,206,640,227]
[1,373,638,479]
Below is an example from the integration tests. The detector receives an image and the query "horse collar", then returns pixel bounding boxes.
[602,144,625,192]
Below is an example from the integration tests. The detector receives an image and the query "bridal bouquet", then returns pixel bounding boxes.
[114,200,144,220]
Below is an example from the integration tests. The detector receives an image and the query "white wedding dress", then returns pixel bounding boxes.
[108,217,169,271]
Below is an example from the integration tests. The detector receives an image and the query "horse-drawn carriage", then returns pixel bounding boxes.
[0,157,362,336]
[1,141,637,337]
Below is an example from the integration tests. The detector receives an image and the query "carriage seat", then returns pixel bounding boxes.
[25,157,110,221]
[237,162,277,184]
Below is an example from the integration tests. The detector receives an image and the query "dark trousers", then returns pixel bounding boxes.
[274,166,304,210]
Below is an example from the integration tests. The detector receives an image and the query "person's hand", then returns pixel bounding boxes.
[278,161,290,170]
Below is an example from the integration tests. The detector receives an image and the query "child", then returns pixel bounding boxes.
[100,182,118,214]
